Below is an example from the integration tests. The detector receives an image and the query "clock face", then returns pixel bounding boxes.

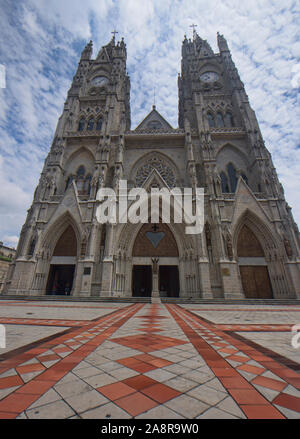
[91,76,108,86]
[200,71,219,83]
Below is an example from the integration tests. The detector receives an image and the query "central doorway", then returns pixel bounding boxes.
[46,264,75,295]
[159,265,180,297]
[132,265,152,297]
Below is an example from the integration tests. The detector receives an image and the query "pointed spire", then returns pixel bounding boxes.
[81,40,93,60]
[217,32,229,52]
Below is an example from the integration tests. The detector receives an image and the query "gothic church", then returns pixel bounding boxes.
[4,31,300,300]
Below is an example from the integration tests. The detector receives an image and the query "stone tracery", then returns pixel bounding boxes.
[135,156,176,188]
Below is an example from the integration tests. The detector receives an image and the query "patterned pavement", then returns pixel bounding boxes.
[0,301,299,419]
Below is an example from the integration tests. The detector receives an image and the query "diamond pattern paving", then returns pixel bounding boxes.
[0,300,299,418]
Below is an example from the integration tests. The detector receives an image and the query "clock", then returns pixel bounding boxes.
[91,76,108,86]
[200,71,219,83]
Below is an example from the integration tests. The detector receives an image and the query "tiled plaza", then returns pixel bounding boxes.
[0,300,299,419]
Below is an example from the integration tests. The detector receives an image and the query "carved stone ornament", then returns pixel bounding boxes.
[135,156,176,188]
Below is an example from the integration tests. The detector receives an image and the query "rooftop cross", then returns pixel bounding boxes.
[190,23,197,38]
[111,29,118,39]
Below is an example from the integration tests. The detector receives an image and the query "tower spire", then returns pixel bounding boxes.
[190,23,197,39]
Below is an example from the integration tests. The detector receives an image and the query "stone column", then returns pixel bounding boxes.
[151,258,161,303]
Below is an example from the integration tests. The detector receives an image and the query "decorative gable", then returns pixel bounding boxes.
[134,106,174,133]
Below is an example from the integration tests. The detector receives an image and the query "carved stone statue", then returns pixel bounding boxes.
[151,258,159,274]
[283,235,293,259]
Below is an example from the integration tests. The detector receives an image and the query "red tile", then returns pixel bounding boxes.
[219,376,253,389]
[251,376,287,392]
[129,362,157,373]
[241,405,285,419]
[147,359,173,368]
[211,367,238,377]
[237,364,266,375]
[273,393,300,413]
[122,375,158,391]
[287,378,300,390]
[0,392,38,413]
[0,375,23,390]
[53,346,72,354]
[97,382,136,401]
[15,380,55,395]
[0,411,18,419]
[219,348,239,355]
[141,383,181,403]
[37,354,60,362]
[227,355,249,363]
[16,363,45,375]
[228,389,268,405]
[114,392,158,416]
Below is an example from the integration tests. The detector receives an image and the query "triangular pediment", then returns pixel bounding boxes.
[47,181,83,229]
[134,106,174,132]
[96,47,111,63]
[231,177,272,227]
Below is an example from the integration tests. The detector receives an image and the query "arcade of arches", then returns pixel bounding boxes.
[44,222,276,299]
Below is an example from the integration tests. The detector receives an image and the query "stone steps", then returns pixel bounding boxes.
[0,295,299,305]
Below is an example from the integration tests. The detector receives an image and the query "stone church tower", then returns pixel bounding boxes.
[4,32,300,300]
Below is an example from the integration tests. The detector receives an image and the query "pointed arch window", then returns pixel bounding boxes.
[78,118,85,131]
[70,166,92,195]
[84,174,92,195]
[227,163,238,192]
[207,112,215,128]
[87,117,94,131]
[216,112,224,127]
[220,172,230,193]
[28,237,36,256]
[96,118,103,131]
[225,112,235,127]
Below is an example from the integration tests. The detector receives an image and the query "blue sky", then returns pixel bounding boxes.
[0,0,299,247]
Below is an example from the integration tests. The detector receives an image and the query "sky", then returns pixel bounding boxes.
[0,0,299,248]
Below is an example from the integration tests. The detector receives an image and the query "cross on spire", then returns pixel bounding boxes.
[190,23,197,38]
[111,29,118,39]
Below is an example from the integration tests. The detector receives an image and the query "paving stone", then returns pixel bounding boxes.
[65,389,109,413]
[216,396,246,418]
[144,369,177,382]
[83,373,118,388]
[136,405,185,419]
[165,395,209,418]
[27,389,62,410]
[274,404,300,419]
[109,367,139,380]
[26,400,76,419]
[0,386,21,401]
[284,385,300,398]
[164,376,198,392]
[54,379,93,398]
[73,366,104,379]
[197,407,239,419]
[81,402,132,419]
[187,384,227,406]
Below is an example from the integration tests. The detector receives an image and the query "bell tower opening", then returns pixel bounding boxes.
[237,225,273,299]
[46,225,77,295]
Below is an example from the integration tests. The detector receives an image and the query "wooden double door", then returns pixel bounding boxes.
[239,265,273,299]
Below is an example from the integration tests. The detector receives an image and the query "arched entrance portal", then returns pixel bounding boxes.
[46,225,77,295]
[237,225,273,299]
[132,223,180,297]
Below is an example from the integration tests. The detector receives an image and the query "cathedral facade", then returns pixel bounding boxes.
[4,32,300,300]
